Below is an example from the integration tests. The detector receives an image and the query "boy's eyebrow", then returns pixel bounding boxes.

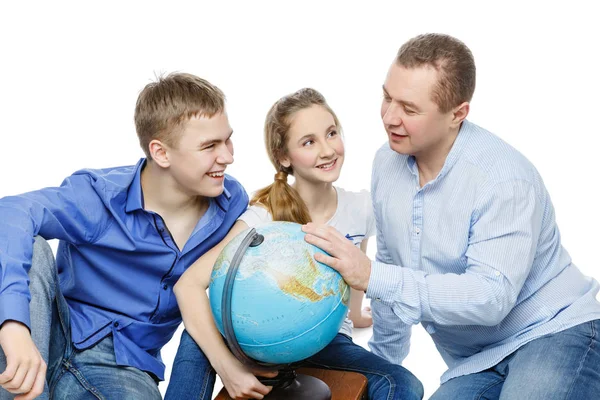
[199,130,234,146]
[382,85,420,110]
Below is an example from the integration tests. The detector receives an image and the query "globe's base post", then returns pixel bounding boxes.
[265,374,331,400]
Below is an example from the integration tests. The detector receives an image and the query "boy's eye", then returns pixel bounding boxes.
[327,130,338,138]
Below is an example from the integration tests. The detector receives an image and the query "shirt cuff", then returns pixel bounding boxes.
[366,260,403,305]
[0,293,31,330]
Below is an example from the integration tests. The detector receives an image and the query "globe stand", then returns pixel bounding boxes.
[221,229,332,400]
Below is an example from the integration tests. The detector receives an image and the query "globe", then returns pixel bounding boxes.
[209,221,350,365]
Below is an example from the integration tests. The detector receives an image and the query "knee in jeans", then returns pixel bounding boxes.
[28,236,57,287]
[386,365,424,399]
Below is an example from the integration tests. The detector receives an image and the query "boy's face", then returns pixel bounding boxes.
[380,63,457,162]
[166,111,234,198]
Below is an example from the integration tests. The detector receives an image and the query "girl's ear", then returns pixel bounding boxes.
[279,156,291,169]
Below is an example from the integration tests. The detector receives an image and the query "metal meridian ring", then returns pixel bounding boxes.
[221,228,277,370]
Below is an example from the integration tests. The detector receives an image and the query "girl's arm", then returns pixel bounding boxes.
[174,220,276,399]
[348,239,373,328]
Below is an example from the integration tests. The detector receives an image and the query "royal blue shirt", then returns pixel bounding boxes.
[0,159,248,380]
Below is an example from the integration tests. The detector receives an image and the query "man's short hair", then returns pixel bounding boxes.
[397,33,476,113]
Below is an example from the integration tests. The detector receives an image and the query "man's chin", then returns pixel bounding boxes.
[389,140,411,155]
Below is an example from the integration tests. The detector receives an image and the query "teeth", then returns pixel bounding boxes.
[208,171,224,177]
[317,160,335,169]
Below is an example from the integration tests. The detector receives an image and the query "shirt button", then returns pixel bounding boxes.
[415,227,421,234]
[495,271,501,277]
[163,284,168,290]
[159,228,165,233]
[113,322,119,327]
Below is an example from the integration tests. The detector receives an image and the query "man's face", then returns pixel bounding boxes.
[166,111,234,198]
[381,63,455,161]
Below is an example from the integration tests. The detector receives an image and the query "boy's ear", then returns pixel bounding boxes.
[148,139,170,168]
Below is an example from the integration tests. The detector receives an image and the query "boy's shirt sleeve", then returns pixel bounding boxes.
[0,173,107,329]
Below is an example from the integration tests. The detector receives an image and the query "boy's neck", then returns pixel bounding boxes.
[140,161,208,219]
[292,180,337,224]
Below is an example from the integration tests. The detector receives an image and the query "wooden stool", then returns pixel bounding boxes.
[215,367,367,400]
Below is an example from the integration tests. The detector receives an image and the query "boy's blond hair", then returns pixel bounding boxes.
[134,73,225,158]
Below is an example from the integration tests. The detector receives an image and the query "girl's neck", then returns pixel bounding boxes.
[292,180,337,224]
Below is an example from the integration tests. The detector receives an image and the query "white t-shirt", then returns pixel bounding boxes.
[239,187,376,337]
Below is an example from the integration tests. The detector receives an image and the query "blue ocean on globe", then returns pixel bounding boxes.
[209,221,350,364]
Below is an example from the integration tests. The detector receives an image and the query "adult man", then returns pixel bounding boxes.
[303,33,600,399]
[0,73,248,399]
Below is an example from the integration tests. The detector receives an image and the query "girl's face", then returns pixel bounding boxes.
[280,105,344,186]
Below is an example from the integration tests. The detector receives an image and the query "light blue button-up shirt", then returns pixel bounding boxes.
[367,120,600,383]
[0,159,248,380]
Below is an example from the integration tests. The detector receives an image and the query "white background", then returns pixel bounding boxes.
[1,1,598,398]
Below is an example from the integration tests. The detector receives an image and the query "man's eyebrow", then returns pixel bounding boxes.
[382,85,419,110]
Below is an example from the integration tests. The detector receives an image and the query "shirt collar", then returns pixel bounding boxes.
[125,158,232,213]
[125,158,147,213]
[406,120,473,180]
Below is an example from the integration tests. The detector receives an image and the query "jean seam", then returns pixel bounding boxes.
[476,379,503,400]
[197,366,215,400]
[564,321,595,399]
[61,359,105,400]
[304,361,396,400]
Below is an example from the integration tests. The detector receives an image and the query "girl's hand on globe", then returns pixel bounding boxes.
[216,357,277,399]
[302,223,372,292]
[351,306,373,328]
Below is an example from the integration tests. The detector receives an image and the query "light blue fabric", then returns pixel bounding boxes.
[367,120,600,383]
[429,320,600,400]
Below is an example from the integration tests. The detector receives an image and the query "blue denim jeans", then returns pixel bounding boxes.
[165,330,423,400]
[0,237,161,400]
[430,319,600,400]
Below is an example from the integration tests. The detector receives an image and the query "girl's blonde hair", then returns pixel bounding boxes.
[251,88,341,224]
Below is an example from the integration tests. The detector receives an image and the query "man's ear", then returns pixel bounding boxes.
[148,139,170,168]
[451,102,470,129]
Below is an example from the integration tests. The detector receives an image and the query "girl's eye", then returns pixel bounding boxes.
[328,130,338,138]
[303,140,314,147]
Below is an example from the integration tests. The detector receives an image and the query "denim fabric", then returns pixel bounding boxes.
[166,331,423,400]
[164,330,215,400]
[1,237,161,400]
[430,320,600,400]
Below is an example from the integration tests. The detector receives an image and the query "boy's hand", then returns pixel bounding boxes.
[0,321,46,400]
[216,357,277,399]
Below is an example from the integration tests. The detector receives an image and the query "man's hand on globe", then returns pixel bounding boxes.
[302,222,372,292]
[216,356,277,399]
